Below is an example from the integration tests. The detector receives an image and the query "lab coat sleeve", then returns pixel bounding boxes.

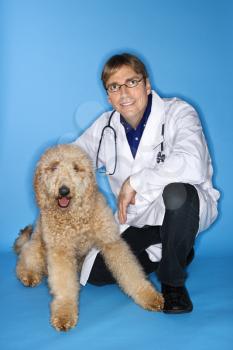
[72,112,108,168]
[130,102,209,203]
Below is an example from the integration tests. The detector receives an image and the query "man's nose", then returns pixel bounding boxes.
[119,84,128,96]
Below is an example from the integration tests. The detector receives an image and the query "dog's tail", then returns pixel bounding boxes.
[13,225,33,255]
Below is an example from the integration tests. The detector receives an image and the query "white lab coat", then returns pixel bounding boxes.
[73,91,220,285]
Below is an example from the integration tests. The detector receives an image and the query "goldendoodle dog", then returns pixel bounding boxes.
[14,144,163,331]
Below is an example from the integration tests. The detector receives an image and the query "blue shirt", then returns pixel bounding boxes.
[120,93,152,158]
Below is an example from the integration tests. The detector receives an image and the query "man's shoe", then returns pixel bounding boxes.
[162,284,193,314]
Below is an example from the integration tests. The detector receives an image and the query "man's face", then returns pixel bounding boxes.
[106,65,151,126]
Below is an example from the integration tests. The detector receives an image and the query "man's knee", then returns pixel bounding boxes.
[88,254,116,286]
[162,183,196,210]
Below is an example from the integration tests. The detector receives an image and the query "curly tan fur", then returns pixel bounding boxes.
[14,144,163,331]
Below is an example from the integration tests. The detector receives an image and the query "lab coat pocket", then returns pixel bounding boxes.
[151,138,164,167]
[126,204,137,215]
[126,204,138,224]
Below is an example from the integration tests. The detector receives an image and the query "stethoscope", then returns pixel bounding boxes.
[96,110,165,175]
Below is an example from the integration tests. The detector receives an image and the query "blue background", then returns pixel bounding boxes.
[0,0,232,349]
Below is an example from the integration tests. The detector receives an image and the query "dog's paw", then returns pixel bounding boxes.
[135,284,164,312]
[51,300,78,332]
[17,270,42,287]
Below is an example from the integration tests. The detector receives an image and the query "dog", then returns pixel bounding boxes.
[14,144,163,331]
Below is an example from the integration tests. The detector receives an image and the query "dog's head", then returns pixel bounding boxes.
[34,144,96,211]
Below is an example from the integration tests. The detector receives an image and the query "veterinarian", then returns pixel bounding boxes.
[73,53,220,313]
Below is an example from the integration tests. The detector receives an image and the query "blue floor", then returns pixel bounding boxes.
[1,251,232,350]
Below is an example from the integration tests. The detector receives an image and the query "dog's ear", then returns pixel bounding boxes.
[34,161,47,209]
[85,170,97,201]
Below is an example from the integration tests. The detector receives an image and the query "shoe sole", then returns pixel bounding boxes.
[163,306,193,314]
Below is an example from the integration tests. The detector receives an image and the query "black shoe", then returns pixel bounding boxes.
[162,284,193,314]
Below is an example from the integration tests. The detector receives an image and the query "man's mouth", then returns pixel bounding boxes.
[120,100,134,107]
[57,196,71,208]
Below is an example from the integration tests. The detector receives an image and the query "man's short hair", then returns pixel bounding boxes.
[101,53,149,89]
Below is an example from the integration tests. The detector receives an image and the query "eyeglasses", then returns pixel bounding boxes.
[106,77,144,93]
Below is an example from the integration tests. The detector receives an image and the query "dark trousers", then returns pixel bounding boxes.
[88,183,200,287]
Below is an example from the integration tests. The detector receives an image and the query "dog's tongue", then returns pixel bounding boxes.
[58,197,70,208]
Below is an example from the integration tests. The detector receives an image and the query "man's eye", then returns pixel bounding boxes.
[109,84,119,92]
[127,79,137,87]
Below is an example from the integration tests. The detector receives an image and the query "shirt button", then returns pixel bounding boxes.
[135,137,139,141]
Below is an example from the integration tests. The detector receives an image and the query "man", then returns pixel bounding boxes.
[74,53,220,313]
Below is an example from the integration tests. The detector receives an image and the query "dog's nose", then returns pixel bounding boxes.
[59,185,70,197]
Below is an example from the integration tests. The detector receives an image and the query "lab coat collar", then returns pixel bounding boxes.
[134,90,165,161]
[109,90,165,163]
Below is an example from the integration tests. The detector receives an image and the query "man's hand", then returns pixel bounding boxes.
[118,178,136,224]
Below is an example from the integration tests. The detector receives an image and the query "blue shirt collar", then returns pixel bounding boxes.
[120,93,152,131]
[119,93,152,158]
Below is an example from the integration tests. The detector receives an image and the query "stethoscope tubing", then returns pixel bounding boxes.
[96,110,165,175]
[96,110,117,175]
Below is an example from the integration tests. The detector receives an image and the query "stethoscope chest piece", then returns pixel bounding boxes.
[157,151,165,163]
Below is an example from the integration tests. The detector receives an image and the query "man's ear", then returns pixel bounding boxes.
[146,78,151,95]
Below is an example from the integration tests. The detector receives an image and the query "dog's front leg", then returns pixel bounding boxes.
[47,247,79,332]
[16,225,46,287]
[101,239,164,311]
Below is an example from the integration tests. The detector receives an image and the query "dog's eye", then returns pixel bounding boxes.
[50,162,59,172]
[73,164,79,172]
[73,163,85,172]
